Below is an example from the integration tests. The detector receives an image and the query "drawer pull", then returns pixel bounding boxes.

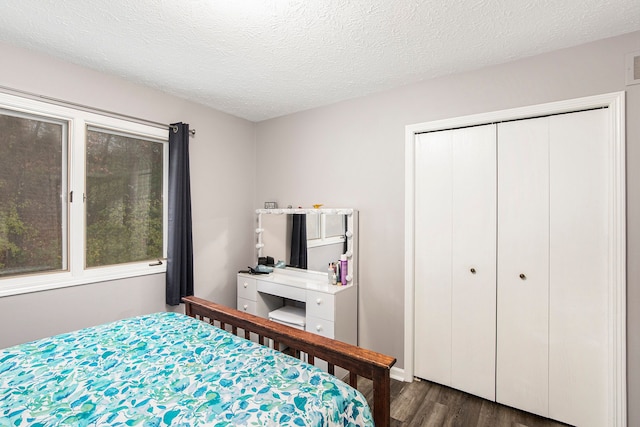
[316,325,323,332]
[519,273,527,280]
[316,298,322,305]
[243,283,248,288]
[470,268,476,274]
[243,304,248,310]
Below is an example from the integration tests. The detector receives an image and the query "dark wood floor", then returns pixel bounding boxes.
[355,377,571,427]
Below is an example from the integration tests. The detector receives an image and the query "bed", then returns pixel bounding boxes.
[0,296,395,426]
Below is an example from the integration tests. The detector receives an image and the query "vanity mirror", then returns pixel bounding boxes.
[255,208,358,285]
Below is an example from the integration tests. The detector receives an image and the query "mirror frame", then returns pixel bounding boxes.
[255,208,358,286]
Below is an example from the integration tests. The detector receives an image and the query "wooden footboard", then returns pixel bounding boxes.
[183,296,396,427]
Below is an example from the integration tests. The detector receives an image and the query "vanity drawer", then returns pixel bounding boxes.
[237,297,256,315]
[257,280,306,303]
[237,276,257,300]
[306,316,335,339]
[306,290,335,321]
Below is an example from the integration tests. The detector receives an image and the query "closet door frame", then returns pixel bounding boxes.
[404,91,626,426]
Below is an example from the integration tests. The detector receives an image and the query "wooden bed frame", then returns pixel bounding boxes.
[183,296,396,427]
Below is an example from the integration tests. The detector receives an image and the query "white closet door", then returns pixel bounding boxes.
[496,118,549,417]
[451,125,496,401]
[548,109,609,427]
[414,125,496,397]
[414,130,453,385]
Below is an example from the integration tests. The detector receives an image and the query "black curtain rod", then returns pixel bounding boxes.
[0,85,195,136]
[170,124,196,136]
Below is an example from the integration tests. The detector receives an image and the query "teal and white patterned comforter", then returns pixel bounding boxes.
[0,312,373,426]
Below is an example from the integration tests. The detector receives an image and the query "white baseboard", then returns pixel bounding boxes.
[390,366,406,382]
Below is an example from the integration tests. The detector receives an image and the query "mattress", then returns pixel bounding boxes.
[0,311,372,426]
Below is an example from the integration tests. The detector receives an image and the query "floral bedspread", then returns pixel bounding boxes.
[0,312,372,426]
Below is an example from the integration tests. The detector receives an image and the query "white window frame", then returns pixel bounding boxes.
[0,92,168,297]
[306,213,345,249]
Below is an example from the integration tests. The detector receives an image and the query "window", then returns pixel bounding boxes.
[0,110,67,277]
[0,92,168,296]
[306,213,345,248]
[85,127,164,268]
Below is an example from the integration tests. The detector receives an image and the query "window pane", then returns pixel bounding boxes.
[0,111,65,277]
[86,128,163,267]
[306,214,320,240]
[324,214,345,238]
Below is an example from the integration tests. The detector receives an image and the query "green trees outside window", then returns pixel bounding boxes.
[0,108,165,280]
[85,128,163,268]
[0,112,64,277]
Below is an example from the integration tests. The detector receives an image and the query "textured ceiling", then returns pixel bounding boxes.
[0,0,638,121]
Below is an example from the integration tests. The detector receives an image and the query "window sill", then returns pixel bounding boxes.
[0,263,167,298]
[307,236,345,249]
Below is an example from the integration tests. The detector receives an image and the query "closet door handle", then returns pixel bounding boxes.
[519,273,527,280]
[470,268,476,274]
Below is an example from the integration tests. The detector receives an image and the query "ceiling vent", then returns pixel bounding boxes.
[626,51,640,85]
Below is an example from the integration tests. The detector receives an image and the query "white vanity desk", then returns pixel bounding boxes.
[237,268,358,345]
[237,207,359,347]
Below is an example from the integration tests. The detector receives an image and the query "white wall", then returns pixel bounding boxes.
[255,31,640,425]
[0,41,256,347]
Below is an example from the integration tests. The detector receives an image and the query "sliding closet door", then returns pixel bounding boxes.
[548,109,609,427]
[496,117,549,416]
[414,124,496,399]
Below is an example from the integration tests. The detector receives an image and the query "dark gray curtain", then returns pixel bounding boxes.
[289,214,307,269]
[166,122,194,305]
